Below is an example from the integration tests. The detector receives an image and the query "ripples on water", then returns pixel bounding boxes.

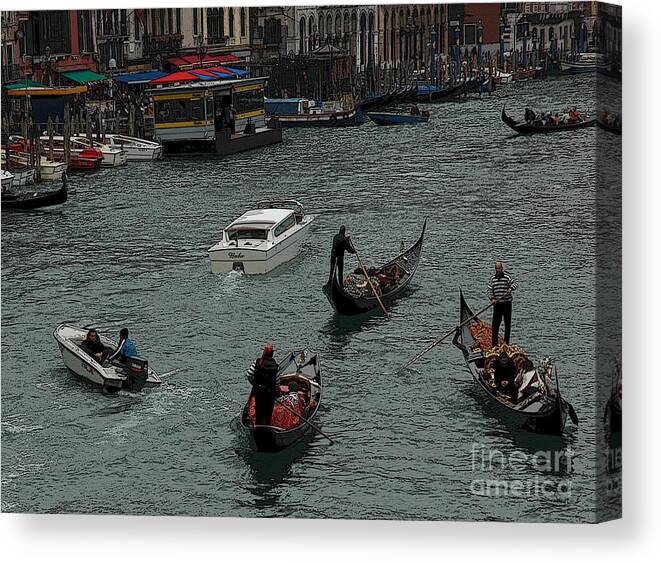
[1,74,618,521]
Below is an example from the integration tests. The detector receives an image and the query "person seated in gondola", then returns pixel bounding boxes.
[410,104,421,116]
[108,327,138,366]
[493,351,518,403]
[569,107,581,123]
[251,344,279,426]
[281,381,307,412]
[80,329,107,364]
[524,108,537,123]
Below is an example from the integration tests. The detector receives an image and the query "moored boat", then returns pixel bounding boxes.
[366,111,430,125]
[452,291,574,435]
[241,350,322,452]
[53,324,161,393]
[36,136,104,170]
[2,174,68,210]
[104,134,163,161]
[501,106,596,134]
[208,200,316,274]
[1,169,15,190]
[70,136,128,167]
[322,220,426,315]
[265,98,364,127]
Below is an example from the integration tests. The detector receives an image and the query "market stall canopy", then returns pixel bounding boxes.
[167,54,242,70]
[61,69,106,83]
[3,79,47,90]
[149,71,202,85]
[6,85,87,96]
[214,66,249,77]
[113,71,168,84]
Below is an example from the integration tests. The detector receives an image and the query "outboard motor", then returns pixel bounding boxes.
[123,356,149,392]
[232,262,245,273]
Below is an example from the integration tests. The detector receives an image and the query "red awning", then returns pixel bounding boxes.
[149,71,201,85]
[167,54,241,70]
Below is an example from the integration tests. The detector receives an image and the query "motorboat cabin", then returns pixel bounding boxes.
[208,200,315,274]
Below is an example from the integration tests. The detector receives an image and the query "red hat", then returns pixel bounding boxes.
[262,344,274,356]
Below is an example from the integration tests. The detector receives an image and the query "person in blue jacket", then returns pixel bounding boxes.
[108,327,138,365]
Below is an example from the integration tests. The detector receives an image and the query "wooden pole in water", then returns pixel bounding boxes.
[86,112,92,144]
[64,109,71,171]
[47,117,54,161]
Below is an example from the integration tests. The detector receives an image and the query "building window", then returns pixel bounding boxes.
[193,8,198,36]
[464,24,476,45]
[176,9,181,34]
[78,11,94,52]
[240,8,246,37]
[229,8,235,37]
[134,11,141,41]
[207,8,225,43]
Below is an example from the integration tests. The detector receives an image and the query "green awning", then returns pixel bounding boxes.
[3,79,46,90]
[61,70,106,83]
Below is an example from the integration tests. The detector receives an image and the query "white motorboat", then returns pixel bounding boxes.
[1,169,15,190]
[2,149,64,182]
[70,136,128,167]
[104,134,163,161]
[53,324,162,393]
[208,200,316,274]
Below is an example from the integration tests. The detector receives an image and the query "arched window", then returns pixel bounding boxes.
[319,15,325,39]
[299,17,306,53]
[207,8,224,43]
[308,16,315,50]
[240,8,246,37]
[344,12,350,34]
[229,8,235,37]
[359,12,366,65]
[326,14,332,41]
[384,11,389,62]
[335,13,341,37]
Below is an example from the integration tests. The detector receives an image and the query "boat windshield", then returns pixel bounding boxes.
[226,227,269,241]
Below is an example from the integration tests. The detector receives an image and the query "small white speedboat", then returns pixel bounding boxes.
[208,200,316,274]
[1,169,15,190]
[104,135,163,161]
[70,136,127,167]
[53,324,162,393]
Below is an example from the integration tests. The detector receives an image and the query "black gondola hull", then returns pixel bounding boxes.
[1,181,67,210]
[501,107,596,134]
[453,291,568,435]
[322,220,426,316]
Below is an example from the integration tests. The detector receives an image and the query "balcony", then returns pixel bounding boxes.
[1,63,21,83]
[207,35,228,47]
[143,33,183,56]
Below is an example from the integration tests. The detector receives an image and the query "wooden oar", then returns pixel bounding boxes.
[403,301,495,369]
[352,245,389,318]
[275,398,335,445]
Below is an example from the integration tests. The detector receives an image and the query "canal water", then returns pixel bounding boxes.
[1,73,620,522]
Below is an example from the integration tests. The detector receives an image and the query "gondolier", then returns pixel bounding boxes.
[487,261,518,346]
[330,225,356,287]
[250,344,279,426]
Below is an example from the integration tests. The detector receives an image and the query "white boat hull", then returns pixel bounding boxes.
[40,160,66,181]
[54,324,161,392]
[105,136,163,161]
[100,150,128,167]
[209,218,313,274]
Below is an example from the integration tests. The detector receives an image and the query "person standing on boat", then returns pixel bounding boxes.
[108,327,138,365]
[251,345,279,426]
[487,261,518,346]
[330,226,356,287]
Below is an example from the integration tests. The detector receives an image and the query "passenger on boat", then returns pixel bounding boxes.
[493,351,518,402]
[410,105,421,116]
[281,381,307,411]
[524,108,537,123]
[251,344,279,426]
[487,261,518,346]
[80,329,107,364]
[569,107,581,123]
[108,328,138,365]
[330,226,356,288]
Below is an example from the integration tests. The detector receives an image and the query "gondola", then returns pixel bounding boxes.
[241,350,322,452]
[322,220,426,315]
[1,175,68,210]
[452,291,574,435]
[366,111,430,125]
[501,106,596,134]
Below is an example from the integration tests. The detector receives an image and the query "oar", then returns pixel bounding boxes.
[555,367,579,426]
[275,398,335,445]
[403,301,495,369]
[352,244,389,318]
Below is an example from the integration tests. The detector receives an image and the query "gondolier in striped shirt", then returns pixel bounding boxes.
[487,261,518,346]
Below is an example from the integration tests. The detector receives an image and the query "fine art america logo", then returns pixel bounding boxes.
[470,442,575,500]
